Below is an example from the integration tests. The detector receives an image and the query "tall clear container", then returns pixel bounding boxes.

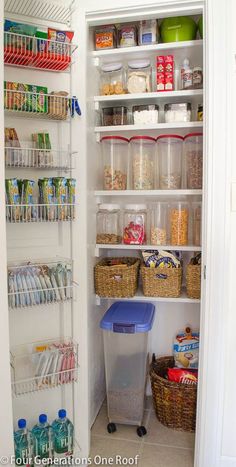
[96,204,121,244]
[150,202,168,245]
[100,302,155,433]
[193,202,202,246]
[123,204,147,244]
[100,63,126,96]
[170,201,189,246]
[101,136,129,190]
[157,135,183,190]
[184,133,203,189]
[130,136,156,190]
[127,60,152,94]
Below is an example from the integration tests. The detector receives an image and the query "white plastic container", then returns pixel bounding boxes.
[130,136,156,190]
[157,135,184,189]
[100,63,126,96]
[96,204,121,244]
[150,202,168,245]
[127,60,152,94]
[184,133,203,189]
[101,136,129,190]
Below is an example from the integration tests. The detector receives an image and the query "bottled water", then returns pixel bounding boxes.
[14,419,34,466]
[32,414,53,461]
[51,409,74,459]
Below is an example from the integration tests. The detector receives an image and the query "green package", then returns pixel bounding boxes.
[29,85,48,113]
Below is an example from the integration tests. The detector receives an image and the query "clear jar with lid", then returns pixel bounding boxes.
[157,135,183,190]
[192,202,201,246]
[100,63,126,96]
[170,201,189,246]
[150,202,168,245]
[132,104,159,125]
[123,204,147,244]
[130,136,156,190]
[101,136,129,190]
[184,133,203,189]
[127,60,152,94]
[96,204,121,244]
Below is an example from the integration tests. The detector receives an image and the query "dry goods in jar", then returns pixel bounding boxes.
[127,60,151,94]
[96,233,122,244]
[132,153,154,189]
[187,150,202,188]
[170,207,189,245]
[95,25,116,50]
[160,172,181,189]
[104,166,127,190]
[150,227,167,245]
[117,24,137,47]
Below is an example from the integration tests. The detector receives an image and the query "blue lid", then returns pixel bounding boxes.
[100,302,155,333]
[58,409,67,419]
[18,419,26,429]
[39,414,47,424]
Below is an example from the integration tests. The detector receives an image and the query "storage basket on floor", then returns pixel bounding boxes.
[95,257,140,298]
[141,263,182,298]
[150,355,197,432]
[186,264,201,299]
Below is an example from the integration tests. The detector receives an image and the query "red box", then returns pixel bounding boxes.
[164,55,174,73]
[156,55,165,73]
[156,72,165,91]
[165,72,174,91]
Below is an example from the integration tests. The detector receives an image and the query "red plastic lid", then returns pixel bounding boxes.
[157,134,184,141]
[129,136,156,142]
[100,136,129,143]
[184,133,203,139]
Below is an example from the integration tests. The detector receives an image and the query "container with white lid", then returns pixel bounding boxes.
[127,60,152,94]
[100,63,125,96]
[157,134,183,190]
[130,136,156,190]
[96,204,121,244]
[101,136,129,190]
[123,204,147,244]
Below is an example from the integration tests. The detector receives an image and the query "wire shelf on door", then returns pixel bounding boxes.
[4,32,78,72]
[11,338,78,396]
[4,0,75,25]
[8,259,73,309]
[5,145,74,170]
[6,203,76,223]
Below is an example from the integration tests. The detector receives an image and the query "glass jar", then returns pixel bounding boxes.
[127,60,152,94]
[101,136,129,190]
[132,104,159,125]
[101,106,128,126]
[170,201,189,246]
[157,135,183,189]
[117,24,138,48]
[184,133,203,189]
[130,136,156,190]
[95,25,116,50]
[164,103,191,123]
[100,63,126,96]
[150,202,168,245]
[192,202,201,246]
[123,204,147,244]
[96,204,121,244]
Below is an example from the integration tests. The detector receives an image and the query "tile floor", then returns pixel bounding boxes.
[90,397,195,467]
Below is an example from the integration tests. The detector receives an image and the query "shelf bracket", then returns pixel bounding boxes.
[95,246,100,257]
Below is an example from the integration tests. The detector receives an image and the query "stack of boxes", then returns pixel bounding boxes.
[156,55,174,91]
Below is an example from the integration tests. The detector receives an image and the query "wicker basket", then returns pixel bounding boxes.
[150,355,197,432]
[141,264,182,298]
[48,91,68,120]
[186,264,201,299]
[94,257,140,298]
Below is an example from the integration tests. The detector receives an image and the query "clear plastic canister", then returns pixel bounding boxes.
[192,202,202,246]
[184,133,203,189]
[150,202,168,245]
[100,63,126,96]
[101,136,129,190]
[123,204,147,244]
[127,60,152,94]
[157,135,184,189]
[96,204,121,244]
[170,201,189,246]
[130,136,156,190]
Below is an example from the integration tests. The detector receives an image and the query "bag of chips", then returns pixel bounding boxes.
[167,368,198,385]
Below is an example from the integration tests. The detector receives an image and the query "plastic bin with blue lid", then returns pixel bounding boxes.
[100,301,155,437]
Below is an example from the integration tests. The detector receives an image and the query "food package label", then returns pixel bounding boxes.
[173,329,199,369]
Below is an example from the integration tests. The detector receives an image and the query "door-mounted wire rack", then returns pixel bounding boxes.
[6,203,76,223]
[5,145,74,170]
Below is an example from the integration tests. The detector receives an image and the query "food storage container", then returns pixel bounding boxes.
[100,63,126,96]
[184,133,203,189]
[192,202,201,246]
[123,204,147,244]
[170,201,189,246]
[150,202,168,245]
[192,67,203,88]
[132,105,159,125]
[157,135,183,189]
[130,136,156,190]
[102,107,128,126]
[96,204,121,244]
[164,103,191,123]
[95,25,117,50]
[100,301,155,434]
[127,60,152,94]
[101,136,129,190]
[160,16,197,43]
[138,20,159,45]
[117,24,137,48]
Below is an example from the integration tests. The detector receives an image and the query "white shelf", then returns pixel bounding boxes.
[95,244,201,256]
[92,40,203,59]
[4,0,75,25]
[96,288,200,305]
[95,121,203,133]
[94,89,203,105]
[95,189,202,197]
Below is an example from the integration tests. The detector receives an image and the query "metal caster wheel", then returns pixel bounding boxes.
[107,423,117,434]
[137,426,147,437]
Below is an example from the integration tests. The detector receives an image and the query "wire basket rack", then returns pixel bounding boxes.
[8,259,73,309]
[6,203,76,223]
[5,144,73,170]
[11,338,78,396]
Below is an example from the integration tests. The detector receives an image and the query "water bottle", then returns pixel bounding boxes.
[14,419,34,466]
[32,414,53,461]
[51,409,74,459]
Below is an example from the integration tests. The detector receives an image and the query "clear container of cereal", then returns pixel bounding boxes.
[192,202,202,246]
[96,204,121,244]
[127,60,152,94]
[170,201,189,246]
[157,135,183,190]
[130,136,156,190]
[100,63,126,96]
[150,202,168,246]
[101,136,129,190]
[123,204,147,244]
[184,133,203,189]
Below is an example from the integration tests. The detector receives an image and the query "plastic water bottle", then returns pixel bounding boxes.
[32,414,53,461]
[52,409,74,459]
[14,419,34,466]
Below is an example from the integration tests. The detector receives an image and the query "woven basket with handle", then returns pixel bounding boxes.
[94,257,140,298]
[141,263,182,298]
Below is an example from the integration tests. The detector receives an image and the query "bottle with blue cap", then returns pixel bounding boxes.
[14,419,34,466]
[32,414,53,461]
[51,409,74,459]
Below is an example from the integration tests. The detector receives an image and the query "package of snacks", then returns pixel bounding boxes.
[167,368,198,385]
[173,327,199,369]
[142,250,181,268]
[95,25,116,50]
[48,28,74,55]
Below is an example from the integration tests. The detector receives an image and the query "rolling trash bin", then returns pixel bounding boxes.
[100,301,155,437]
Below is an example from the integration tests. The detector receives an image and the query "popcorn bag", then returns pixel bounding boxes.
[173,326,199,369]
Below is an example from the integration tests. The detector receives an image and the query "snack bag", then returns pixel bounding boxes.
[48,28,74,56]
[173,327,199,369]
[167,368,198,385]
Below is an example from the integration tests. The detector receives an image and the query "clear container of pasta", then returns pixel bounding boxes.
[170,201,189,246]
[150,202,168,246]
[130,136,156,190]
